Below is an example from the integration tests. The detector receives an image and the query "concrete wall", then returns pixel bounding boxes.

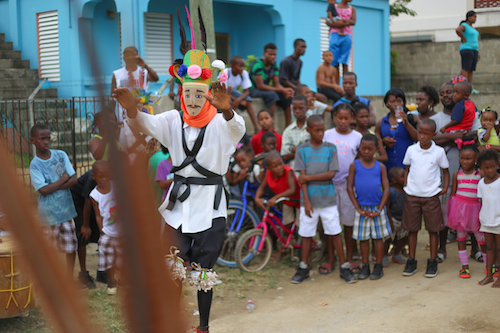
[391,39,500,93]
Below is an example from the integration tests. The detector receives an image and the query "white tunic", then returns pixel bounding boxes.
[129,110,245,233]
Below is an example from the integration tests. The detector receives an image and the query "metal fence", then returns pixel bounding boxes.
[0,97,112,184]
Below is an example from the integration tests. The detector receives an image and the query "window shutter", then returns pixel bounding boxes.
[319,17,354,72]
[37,11,60,82]
[320,17,330,63]
[144,12,173,75]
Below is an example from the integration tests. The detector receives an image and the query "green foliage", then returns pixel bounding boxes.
[244,55,259,73]
[390,0,417,17]
[391,50,399,76]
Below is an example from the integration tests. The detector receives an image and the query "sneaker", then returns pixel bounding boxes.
[78,271,96,289]
[485,265,500,277]
[392,254,406,265]
[424,258,438,278]
[382,256,389,267]
[340,266,357,283]
[459,268,471,279]
[402,258,418,276]
[358,264,370,280]
[370,263,384,280]
[96,270,108,284]
[291,267,310,284]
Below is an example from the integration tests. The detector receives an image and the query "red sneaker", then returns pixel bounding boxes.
[459,268,471,279]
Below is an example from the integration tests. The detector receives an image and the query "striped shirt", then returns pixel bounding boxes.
[455,170,481,202]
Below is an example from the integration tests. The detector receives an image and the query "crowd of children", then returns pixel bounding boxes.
[223,72,500,287]
[24,25,500,331]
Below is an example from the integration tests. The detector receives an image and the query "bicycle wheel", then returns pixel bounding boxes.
[217,200,260,267]
[235,228,273,272]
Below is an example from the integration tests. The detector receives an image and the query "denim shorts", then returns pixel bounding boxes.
[329,32,352,66]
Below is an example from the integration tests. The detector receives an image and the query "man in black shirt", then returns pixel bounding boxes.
[280,38,306,90]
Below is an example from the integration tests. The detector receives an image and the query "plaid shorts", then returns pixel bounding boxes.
[45,220,78,254]
[98,234,121,271]
[353,206,392,241]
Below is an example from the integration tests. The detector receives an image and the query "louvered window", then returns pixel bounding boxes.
[319,17,354,72]
[144,12,173,75]
[37,11,60,82]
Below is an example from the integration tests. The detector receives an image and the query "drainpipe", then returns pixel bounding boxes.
[28,78,47,156]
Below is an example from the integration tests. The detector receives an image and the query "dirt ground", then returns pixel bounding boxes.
[2,231,499,332]
[206,231,500,333]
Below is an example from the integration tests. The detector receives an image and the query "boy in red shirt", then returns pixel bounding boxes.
[255,151,300,229]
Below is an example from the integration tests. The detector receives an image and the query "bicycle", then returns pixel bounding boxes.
[217,156,266,267]
[235,197,319,272]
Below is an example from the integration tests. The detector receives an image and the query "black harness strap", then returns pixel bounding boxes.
[167,112,224,211]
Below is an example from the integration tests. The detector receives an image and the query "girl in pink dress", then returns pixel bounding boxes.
[447,140,486,278]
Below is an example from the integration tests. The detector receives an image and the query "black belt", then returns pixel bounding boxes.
[167,174,224,211]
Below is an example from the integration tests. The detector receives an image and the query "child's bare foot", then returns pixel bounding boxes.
[492,278,500,288]
[478,276,494,286]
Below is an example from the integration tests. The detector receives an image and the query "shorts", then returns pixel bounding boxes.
[231,90,252,102]
[175,217,226,269]
[460,49,479,72]
[299,205,341,237]
[353,206,392,241]
[479,224,500,235]
[334,182,356,227]
[283,205,299,226]
[329,32,352,66]
[98,234,121,271]
[402,194,444,233]
[73,201,100,246]
[317,86,342,103]
[45,220,78,254]
[249,88,291,109]
[390,218,408,241]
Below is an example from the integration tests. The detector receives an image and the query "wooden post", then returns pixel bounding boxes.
[189,0,216,62]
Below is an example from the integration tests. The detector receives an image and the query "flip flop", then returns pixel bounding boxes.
[318,262,334,275]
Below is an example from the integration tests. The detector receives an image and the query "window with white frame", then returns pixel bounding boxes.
[319,17,354,72]
[37,11,60,82]
[144,12,173,75]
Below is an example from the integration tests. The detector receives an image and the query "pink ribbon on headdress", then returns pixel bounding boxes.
[455,138,475,149]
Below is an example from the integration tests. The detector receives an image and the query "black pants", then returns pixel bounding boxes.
[176,217,226,269]
[317,86,342,103]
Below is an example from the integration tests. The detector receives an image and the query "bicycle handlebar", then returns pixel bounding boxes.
[262,197,299,206]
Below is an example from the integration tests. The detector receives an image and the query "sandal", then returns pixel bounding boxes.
[318,262,334,275]
[471,251,483,263]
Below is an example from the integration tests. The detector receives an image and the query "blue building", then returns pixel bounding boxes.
[0,0,389,98]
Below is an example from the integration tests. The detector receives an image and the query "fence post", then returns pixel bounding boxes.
[71,97,77,171]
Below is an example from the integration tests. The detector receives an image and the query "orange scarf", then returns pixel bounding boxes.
[181,94,217,128]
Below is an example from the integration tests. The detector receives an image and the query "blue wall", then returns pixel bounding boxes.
[1,0,389,98]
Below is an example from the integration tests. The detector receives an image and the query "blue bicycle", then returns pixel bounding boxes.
[217,180,261,267]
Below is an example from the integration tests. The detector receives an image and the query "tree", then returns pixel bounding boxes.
[390,0,417,17]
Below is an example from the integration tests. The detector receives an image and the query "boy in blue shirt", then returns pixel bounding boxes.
[291,115,356,284]
[29,124,78,273]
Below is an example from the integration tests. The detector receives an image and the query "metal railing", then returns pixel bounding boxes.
[0,97,112,183]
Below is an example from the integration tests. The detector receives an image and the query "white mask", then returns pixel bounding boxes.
[182,82,209,116]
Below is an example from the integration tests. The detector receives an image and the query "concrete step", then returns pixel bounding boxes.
[0,41,13,51]
[0,88,58,99]
[0,50,21,59]
[0,79,38,89]
[0,68,38,80]
[0,59,30,68]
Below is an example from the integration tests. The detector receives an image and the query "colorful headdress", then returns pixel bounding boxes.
[169,6,227,86]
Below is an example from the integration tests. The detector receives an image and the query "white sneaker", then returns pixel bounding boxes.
[106,287,117,295]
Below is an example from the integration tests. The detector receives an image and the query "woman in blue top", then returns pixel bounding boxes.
[375,88,417,172]
[456,11,479,86]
